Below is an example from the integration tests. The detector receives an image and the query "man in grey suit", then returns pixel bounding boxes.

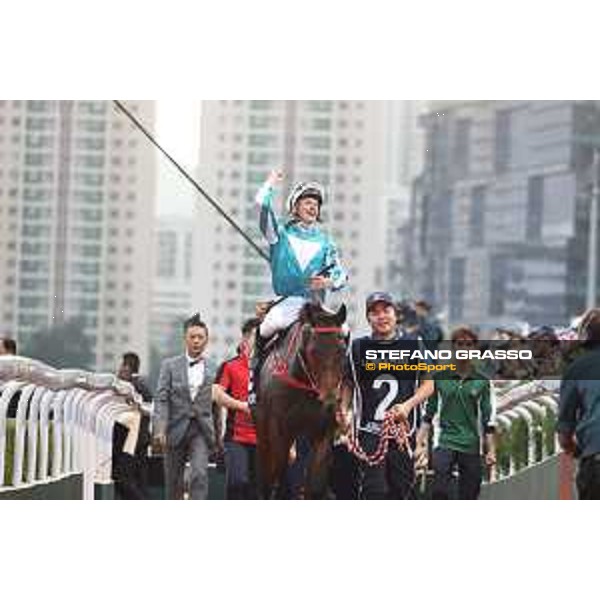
[153,314,216,499]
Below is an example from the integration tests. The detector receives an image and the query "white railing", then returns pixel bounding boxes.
[0,356,147,499]
[492,379,561,482]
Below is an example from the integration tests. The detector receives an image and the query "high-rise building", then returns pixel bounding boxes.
[382,101,426,299]
[150,215,196,356]
[196,100,386,360]
[0,100,156,370]
[412,100,600,329]
[383,101,426,196]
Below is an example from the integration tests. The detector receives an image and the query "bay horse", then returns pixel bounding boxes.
[255,302,348,499]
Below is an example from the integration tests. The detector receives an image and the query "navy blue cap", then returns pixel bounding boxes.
[366,291,396,312]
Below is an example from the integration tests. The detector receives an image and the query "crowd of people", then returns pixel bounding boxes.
[147,295,453,500]
[140,298,600,501]
[3,165,600,501]
[139,166,600,501]
[3,299,599,501]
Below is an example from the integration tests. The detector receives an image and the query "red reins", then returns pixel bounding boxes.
[272,322,345,396]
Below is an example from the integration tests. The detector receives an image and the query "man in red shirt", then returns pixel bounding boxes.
[212,319,260,499]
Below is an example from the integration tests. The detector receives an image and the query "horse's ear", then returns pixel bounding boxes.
[302,303,316,325]
[334,303,347,326]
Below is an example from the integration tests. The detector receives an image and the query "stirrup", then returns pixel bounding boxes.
[247,331,277,408]
[247,363,259,408]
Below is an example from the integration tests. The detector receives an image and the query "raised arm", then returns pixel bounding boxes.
[255,169,284,245]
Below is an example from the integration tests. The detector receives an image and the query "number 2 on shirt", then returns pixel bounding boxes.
[373,374,399,421]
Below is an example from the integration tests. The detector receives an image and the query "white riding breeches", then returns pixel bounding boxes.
[259,296,307,339]
[258,294,349,339]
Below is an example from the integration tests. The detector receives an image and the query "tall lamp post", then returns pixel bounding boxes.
[587,147,599,310]
[573,127,600,311]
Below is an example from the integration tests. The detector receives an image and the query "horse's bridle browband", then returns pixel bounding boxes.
[273,322,345,396]
[311,327,344,334]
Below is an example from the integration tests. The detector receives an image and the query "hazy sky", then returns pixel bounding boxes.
[155,100,201,216]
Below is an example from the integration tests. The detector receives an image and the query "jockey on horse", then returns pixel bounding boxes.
[248,168,348,410]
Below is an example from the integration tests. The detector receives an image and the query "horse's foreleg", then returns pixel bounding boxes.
[256,413,292,499]
[305,435,334,499]
[256,438,273,499]
[255,405,274,499]
[271,429,294,500]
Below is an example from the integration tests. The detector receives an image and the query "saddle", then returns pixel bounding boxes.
[249,302,298,406]
[253,297,288,356]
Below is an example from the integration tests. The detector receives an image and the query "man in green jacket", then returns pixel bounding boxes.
[415,326,496,499]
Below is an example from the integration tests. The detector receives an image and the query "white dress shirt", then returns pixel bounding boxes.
[186,354,205,400]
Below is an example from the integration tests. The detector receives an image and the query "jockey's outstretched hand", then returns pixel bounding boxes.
[267,169,284,186]
[255,300,271,320]
[309,275,331,291]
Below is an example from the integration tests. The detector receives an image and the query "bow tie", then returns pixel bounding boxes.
[189,358,201,367]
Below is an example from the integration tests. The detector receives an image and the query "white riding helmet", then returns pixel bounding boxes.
[287,181,326,215]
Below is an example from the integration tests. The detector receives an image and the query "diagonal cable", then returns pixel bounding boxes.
[112,100,269,262]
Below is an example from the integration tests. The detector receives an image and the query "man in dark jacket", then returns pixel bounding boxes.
[415,299,444,351]
[557,308,600,499]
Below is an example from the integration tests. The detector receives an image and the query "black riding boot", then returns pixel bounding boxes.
[248,331,268,421]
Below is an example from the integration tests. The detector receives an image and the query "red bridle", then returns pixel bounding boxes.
[311,327,344,334]
[272,323,346,397]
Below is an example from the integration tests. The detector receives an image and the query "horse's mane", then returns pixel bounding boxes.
[266,303,346,374]
[298,302,346,327]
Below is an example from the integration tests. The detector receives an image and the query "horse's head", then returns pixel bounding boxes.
[298,303,348,404]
